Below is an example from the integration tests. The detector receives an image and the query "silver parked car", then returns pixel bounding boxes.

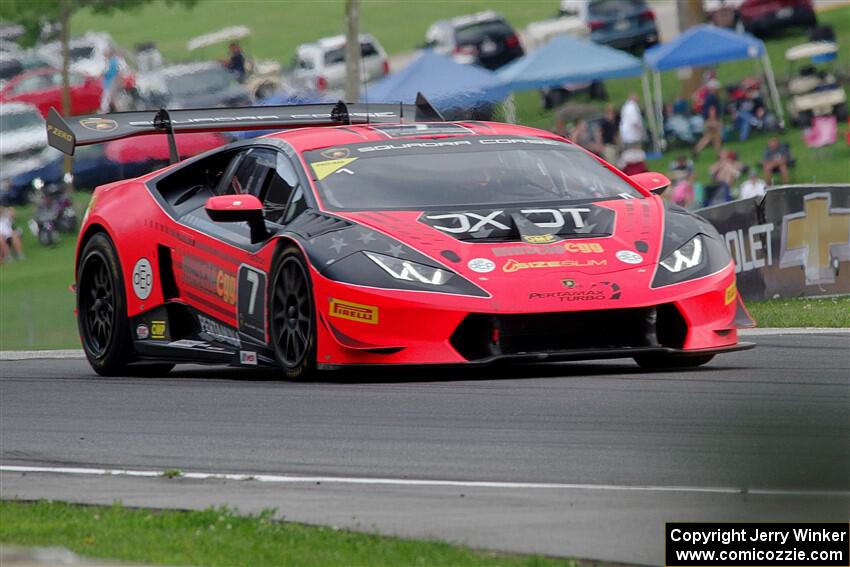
[287,33,389,97]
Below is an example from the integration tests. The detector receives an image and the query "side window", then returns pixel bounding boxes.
[264,153,301,224]
[227,148,276,198]
[360,42,378,58]
[12,74,48,95]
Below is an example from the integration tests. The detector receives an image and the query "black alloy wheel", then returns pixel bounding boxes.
[80,251,115,357]
[270,247,316,379]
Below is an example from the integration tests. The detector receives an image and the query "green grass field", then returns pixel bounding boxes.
[0,500,581,567]
[746,295,850,327]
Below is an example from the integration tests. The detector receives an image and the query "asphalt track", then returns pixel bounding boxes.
[2,331,849,565]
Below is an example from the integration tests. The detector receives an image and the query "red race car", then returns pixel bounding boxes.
[1,68,101,117]
[45,97,754,379]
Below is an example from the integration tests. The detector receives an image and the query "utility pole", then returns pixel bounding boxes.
[59,0,73,192]
[676,0,707,98]
[344,0,361,102]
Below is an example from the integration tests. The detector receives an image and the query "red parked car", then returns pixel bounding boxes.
[0,68,101,117]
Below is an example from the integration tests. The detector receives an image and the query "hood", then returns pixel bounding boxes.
[301,197,667,303]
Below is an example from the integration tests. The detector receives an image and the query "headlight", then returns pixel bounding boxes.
[364,251,451,285]
[659,236,703,273]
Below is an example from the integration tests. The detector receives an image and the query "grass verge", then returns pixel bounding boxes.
[0,500,580,567]
[746,295,850,328]
[0,192,90,350]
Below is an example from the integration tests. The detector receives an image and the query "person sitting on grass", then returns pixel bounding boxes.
[705,149,743,205]
[0,207,24,263]
[762,137,792,184]
[739,167,768,200]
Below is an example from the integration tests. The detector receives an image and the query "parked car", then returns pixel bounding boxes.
[0,51,52,89]
[4,132,230,205]
[135,62,253,110]
[0,67,101,117]
[38,32,126,78]
[287,33,389,95]
[704,0,817,34]
[424,11,524,70]
[0,102,46,162]
[561,0,659,52]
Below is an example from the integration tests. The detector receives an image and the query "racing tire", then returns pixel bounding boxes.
[633,354,715,369]
[77,233,136,376]
[269,245,316,380]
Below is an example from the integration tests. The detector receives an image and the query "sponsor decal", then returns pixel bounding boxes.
[357,140,472,153]
[424,208,592,235]
[523,234,556,244]
[467,258,495,273]
[502,258,607,273]
[198,314,240,347]
[492,242,605,257]
[320,147,350,159]
[615,250,643,265]
[561,279,576,288]
[723,223,774,273]
[329,299,379,324]
[135,324,149,340]
[150,320,167,339]
[725,281,737,305]
[478,138,559,146]
[132,258,153,300]
[182,256,236,305]
[779,193,849,285]
[46,123,73,142]
[310,157,358,180]
[79,117,118,132]
[240,350,258,366]
[529,281,621,302]
[237,265,267,343]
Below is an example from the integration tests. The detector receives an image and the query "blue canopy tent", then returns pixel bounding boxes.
[362,51,508,115]
[643,25,784,149]
[495,34,655,141]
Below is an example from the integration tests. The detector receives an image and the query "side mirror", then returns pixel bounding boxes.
[629,172,671,195]
[205,194,268,243]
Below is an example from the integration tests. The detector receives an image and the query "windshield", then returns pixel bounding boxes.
[588,0,646,17]
[305,137,642,211]
[166,67,234,97]
[70,46,95,61]
[0,109,43,131]
[456,20,513,45]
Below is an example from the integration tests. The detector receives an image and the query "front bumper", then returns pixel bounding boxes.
[311,262,753,367]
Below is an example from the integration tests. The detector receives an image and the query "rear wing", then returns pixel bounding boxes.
[46,93,444,159]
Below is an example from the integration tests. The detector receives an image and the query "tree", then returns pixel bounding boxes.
[675,0,707,99]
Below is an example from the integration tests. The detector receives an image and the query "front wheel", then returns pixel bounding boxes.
[269,246,316,380]
[633,354,715,369]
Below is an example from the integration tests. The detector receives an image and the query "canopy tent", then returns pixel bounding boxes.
[497,34,645,91]
[496,34,656,141]
[643,25,784,150]
[362,50,508,112]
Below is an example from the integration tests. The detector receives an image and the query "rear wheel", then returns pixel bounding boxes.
[633,354,715,369]
[77,233,173,377]
[270,246,316,380]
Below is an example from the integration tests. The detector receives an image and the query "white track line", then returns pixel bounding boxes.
[0,328,846,361]
[1,466,847,497]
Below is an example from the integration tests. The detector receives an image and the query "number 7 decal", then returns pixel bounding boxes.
[237,265,267,343]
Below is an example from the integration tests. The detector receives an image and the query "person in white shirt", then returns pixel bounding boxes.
[619,92,645,146]
[739,168,767,200]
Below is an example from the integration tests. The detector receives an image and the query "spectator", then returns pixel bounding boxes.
[569,119,603,155]
[619,92,645,147]
[706,149,743,205]
[599,104,620,164]
[0,208,24,263]
[694,79,723,155]
[671,173,697,209]
[618,145,647,176]
[762,137,792,183]
[221,41,246,82]
[669,154,694,181]
[739,167,768,200]
[99,48,122,113]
